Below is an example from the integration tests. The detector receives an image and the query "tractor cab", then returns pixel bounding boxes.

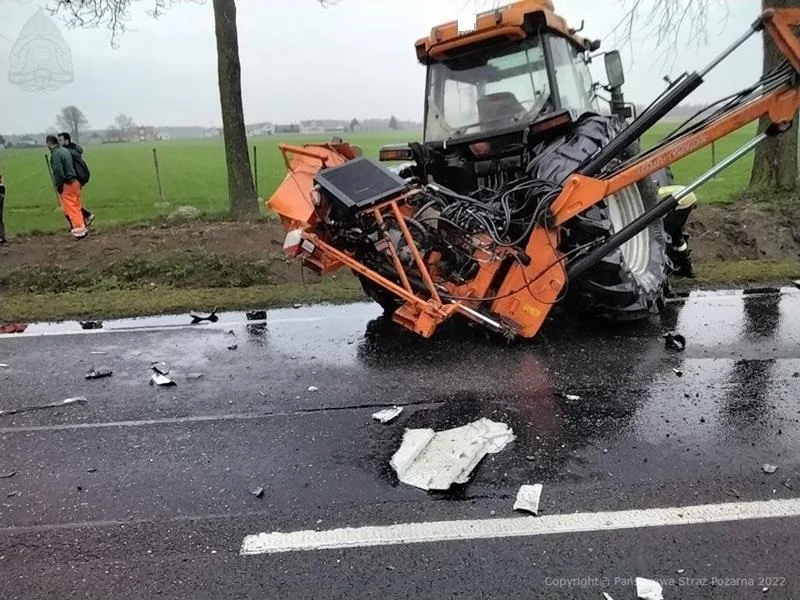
[380,0,630,173]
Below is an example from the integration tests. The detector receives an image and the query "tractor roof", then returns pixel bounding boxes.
[415,0,597,64]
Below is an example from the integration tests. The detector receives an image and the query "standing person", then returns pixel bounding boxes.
[57,132,94,227]
[0,173,6,244]
[46,135,87,239]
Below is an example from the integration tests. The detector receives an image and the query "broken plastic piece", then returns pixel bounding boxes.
[673,368,683,377]
[513,484,543,515]
[372,406,403,423]
[0,471,16,479]
[250,486,265,498]
[664,331,687,351]
[85,368,113,380]
[79,321,103,330]
[0,396,87,417]
[0,363,9,368]
[763,463,778,474]
[150,373,176,387]
[246,310,267,321]
[293,303,303,309]
[186,373,204,380]
[227,344,238,351]
[564,393,581,401]
[89,351,107,356]
[190,308,218,324]
[603,594,615,600]
[308,386,319,392]
[390,418,515,491]
[151,362,170,375]
[636,577,663,600]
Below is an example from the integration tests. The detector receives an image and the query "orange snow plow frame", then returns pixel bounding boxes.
[268,9,800,339]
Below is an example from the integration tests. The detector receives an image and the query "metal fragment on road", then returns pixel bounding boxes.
[0,396,87,417]
[513,484,543,515]
[89,351,107,356]
[390,418,515,491]
[150,373,176,387]
[85,368,113,380]
[763,463,779,474]
[603,594,615,600]
[250,486,265,498]
[190,308,218,324]
[636,577,663,600]
[372,406,403,424]
[151,362,170,375]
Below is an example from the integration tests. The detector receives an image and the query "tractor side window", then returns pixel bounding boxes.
[443,79,479,129]
[548,36,598,118]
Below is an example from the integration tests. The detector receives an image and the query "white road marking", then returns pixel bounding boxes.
[239,498,800,555]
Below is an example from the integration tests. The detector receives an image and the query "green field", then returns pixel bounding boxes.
[0,123,758,235]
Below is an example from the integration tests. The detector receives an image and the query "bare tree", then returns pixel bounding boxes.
[114,113,137,132]
[617,0,798,192]
[388,115,399,130]
[46,0,336,217]
[55,105,89,143]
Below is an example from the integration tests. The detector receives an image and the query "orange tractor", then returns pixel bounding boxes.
[267,0,800,340]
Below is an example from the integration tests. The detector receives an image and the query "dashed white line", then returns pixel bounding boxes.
[239,498,800,555]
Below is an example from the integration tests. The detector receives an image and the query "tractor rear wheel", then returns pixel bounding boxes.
[527,115,668,320]
[357,273,403,314]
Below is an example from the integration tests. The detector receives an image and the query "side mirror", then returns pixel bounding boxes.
[604,51,625,89]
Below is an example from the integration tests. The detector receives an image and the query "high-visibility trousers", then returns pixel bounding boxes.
[59,180,86,236]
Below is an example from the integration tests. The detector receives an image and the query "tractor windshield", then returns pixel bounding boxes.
[424,38,552,142]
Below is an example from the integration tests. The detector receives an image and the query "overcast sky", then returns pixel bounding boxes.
[0,0,762,135]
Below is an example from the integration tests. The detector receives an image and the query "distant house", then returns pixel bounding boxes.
[299,121,325,135]
[203,128,222,138]
[15,135,39,148]
[249,123,275,136]
[275,123,300,134]
[156,132,172,141]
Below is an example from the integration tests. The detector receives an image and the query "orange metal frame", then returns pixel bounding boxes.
[269,9,800,340]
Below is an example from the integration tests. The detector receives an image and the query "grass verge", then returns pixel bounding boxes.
[2,260,798,323]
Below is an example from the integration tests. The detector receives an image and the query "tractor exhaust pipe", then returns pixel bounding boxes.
[567,132,769,280]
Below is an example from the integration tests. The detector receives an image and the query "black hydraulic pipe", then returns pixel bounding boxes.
[578,24,759,178]
[568,132,768,280]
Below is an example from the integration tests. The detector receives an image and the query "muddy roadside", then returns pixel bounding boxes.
[1,203,799,322]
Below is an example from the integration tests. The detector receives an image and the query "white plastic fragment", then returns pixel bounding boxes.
[308,386,319,392]
[0,363,9,368]
[372,406,403,424]
[565,394,581,401]
[513,484,543,515]
[390,418,515,491]
[603,594,615,600]
[636,577,663,600]
[763,463,779,474]
[150,373,176,387]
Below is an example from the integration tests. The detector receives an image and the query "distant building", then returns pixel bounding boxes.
[15,135,39,148]
[249,123,275,136]
[275,123,300,134]
[299,121,325,135]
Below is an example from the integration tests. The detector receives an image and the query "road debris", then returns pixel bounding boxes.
[246,310,267,321]
[186,373,204,380]
[0,471,16,479]
[663,331,687,351]
[636,577,663,600]
[0,396,87,417]
[227,344,238,351]
[603,594,615,600]
[150,373,176,387]
[390,418,515,491]
[0,363,9,368]
[726,488,740,499]
[763,463,779,474]
[6,490,19,498]
[513,484,543,515]
[293,303,303,309]
[87,468,97,473]
[672,368,683,377]
[372,406,403,423]
[79,321,103,330]
[190,308,218,324]
[249,486,265,498]
[564,393,581,401]
[85,368,113,380]
[89,351,107,356]
[308,386,319,392]
[151,362,170,375]
[783,479,793,490]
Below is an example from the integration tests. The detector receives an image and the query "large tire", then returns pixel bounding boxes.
[357,273,403,314]
[527,115,668,320]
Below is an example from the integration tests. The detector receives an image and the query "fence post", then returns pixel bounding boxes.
[152,147,165,203]
[253,145,259,198]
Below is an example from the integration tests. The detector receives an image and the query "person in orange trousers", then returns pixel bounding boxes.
[46,135,87,239]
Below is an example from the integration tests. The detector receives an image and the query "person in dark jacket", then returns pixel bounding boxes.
[58,132,94,227]
[0,173,6,244]
[47,135,87,239]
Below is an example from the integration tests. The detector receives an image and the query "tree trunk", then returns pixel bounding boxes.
[750,0,799,192]
[212,0,257,218]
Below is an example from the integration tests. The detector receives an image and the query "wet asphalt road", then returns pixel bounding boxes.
[1,288,800,599]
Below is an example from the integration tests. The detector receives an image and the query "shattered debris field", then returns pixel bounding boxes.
[2,288,800,598]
